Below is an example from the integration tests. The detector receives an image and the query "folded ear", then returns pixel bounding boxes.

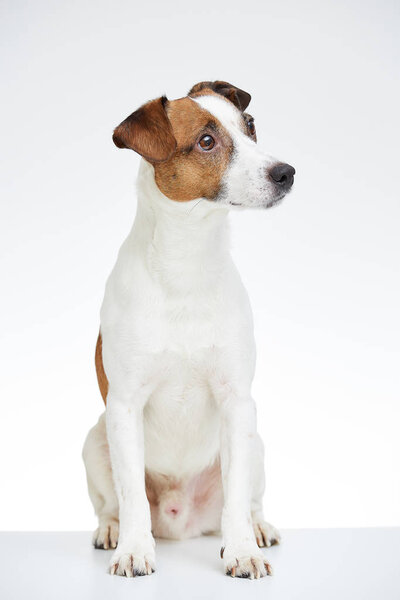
[112,96,177,163]
[188,80,251,112]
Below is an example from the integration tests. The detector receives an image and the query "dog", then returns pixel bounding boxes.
[82,80,295,580]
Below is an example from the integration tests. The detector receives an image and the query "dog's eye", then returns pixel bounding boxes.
[247,119,256,136]
[198,135,215,151]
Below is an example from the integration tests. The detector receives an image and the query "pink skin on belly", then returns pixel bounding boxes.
[146,461,224,540]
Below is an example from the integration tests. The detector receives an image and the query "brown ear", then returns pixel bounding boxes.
[112,96,177,163]
[188,80,251,112]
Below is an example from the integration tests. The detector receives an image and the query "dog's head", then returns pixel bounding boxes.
[113,80,295,209]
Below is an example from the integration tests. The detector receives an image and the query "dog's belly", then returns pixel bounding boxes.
[143,354,220,478]
[146,460,223,540]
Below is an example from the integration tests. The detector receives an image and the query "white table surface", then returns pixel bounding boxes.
[0,529,399,600]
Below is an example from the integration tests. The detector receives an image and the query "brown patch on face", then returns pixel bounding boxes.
[113,81,253,201]
[95,331,108,405]
[153,96,258,201]
[153,97,233,202]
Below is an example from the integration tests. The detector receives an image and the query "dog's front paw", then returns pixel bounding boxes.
[109,547,155,577]
[253,520,281,548]
[221,543,272,579]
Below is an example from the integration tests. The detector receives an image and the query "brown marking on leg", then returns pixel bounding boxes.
[95,331,109,405]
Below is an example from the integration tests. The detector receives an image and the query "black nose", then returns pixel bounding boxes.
[268,163,295,189]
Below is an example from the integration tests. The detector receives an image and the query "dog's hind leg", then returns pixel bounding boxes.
[82,412,119,549]
[251,434,281,548]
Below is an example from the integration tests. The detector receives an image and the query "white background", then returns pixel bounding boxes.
[1,0,399,531]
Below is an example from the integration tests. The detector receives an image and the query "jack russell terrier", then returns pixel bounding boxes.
[83,80,295,580]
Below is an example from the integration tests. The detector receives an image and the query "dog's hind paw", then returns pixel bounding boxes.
[92,517,119,550]
[253,520,281,548]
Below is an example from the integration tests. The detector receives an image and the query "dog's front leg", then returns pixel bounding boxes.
[106,392,155,577]
[219,394,272,579]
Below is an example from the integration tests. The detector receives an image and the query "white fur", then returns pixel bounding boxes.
[83,95,285,579]
[194,95,284,208]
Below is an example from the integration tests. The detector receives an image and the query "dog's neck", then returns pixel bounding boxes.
[130,160,231,291]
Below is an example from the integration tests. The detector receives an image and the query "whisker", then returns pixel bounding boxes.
[187,198,203,216]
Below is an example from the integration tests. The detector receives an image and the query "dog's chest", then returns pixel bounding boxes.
[143,350,221,475]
